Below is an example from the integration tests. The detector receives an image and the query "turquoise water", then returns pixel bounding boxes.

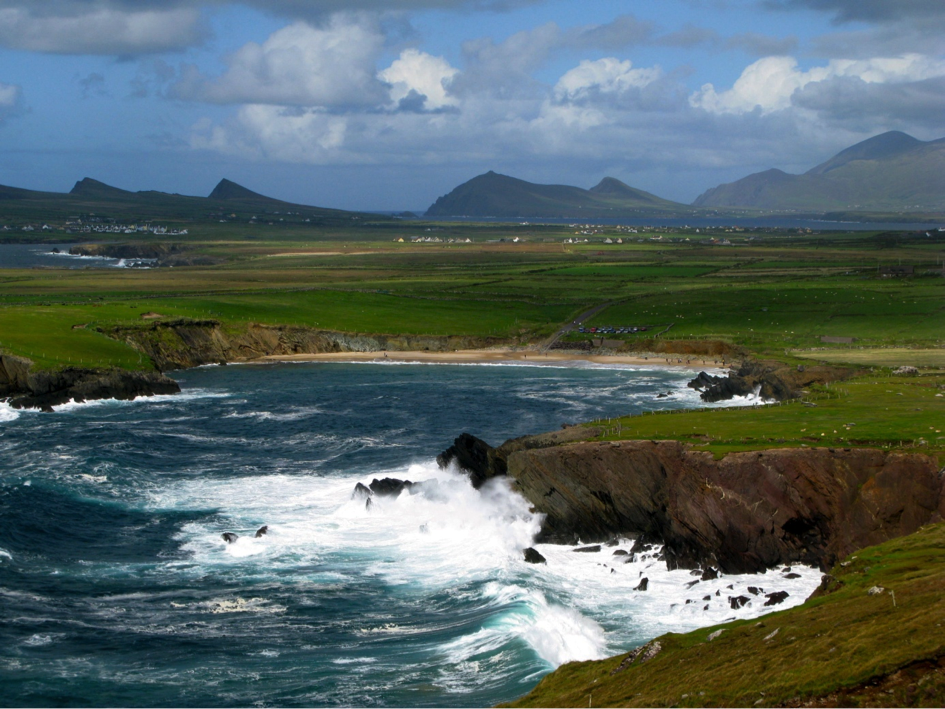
[0,362,818,707]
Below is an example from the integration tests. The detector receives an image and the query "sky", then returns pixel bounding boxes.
[0,0,943,211]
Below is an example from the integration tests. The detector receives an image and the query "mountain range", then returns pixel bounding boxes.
[0,177,378,225]
[426,131,945,218]
[693,131,945,212]
[424,172,689,218]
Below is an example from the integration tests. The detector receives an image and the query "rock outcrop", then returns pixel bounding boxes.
[688,360,853,403]
[103,320,507,372]
[505,439,944,573]
[0,354,180,411]
[435,426,601,488]
[688,360,855,402]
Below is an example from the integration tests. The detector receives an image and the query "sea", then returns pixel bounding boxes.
[0,362,820,707]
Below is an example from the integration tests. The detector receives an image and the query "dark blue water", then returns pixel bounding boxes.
[0,362,816,707]
[0,243,145,269]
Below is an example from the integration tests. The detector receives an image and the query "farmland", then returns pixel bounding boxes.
[0,222,942,372]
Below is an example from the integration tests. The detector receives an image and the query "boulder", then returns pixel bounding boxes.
[764,590,790,606]
[701,567,719,581]
[436,433,500,488]
[523,547,547,564]
[352,482,373,500]
[221,532,239,544]
[729,595,750,609]
[255,526,268,538]
[573,545,601,553]
[687,371,723,390]
[634,578,649,591]
[369,478,413,497]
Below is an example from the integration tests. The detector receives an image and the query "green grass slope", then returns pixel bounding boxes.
[505,522,945,708]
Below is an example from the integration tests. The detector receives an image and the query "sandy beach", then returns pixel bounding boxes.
[259,349,726,369]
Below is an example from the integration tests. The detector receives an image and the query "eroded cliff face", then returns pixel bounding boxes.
[502,439,944,573]
[0,354,180,411]
[103,320,507,371]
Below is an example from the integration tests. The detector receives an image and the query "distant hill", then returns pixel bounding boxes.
[694,131,945,212]
[425,171,688,218]
[0,177,382,226]
[70,177,136,199]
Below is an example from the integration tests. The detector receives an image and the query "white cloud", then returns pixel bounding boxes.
[554,58,661,102]
[691,54,945,115]
[0,81,23,121]
[0,6,204,55]
[172,17,387,108]
[379,49,458,111]
[191,105,348,162]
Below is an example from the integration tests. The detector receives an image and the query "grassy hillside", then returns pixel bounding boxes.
[504,522,945,708]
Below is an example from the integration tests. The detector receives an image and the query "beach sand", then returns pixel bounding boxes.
[260,349,725,369]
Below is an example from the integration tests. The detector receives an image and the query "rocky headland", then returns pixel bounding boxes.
[439,432,945,573]
[0,354,180,411]
[102,319,508,371]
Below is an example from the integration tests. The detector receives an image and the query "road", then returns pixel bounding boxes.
[540,300,622,352]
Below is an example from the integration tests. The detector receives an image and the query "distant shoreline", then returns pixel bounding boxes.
[258,349,726,369]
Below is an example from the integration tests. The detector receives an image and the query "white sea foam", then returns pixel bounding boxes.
[0,402,20,423]
[149,459,819,673]
[0,548,13,562]
[23,634,56,647]
[51,389,227,413]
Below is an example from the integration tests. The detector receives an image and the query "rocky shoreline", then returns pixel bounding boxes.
[438,432,945,573]
[102,319,510,371]
[0,354,180,411]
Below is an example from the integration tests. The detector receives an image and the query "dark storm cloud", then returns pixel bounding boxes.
[0,0,545,55]
[764,0,945,25]
[792,74,945,128]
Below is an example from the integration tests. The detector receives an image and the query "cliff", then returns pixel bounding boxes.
[102,319,508,371]
[0,354,180,411]
[441,434,945,573]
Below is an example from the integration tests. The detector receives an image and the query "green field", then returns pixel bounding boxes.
[591,376,945,460]
[792,347,945,368]
[1,223,942,371]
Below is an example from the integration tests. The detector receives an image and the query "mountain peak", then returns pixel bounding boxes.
[69,177,133,198]
[208,178,269,201]
[807,131,923,176]
[589,177,631,195]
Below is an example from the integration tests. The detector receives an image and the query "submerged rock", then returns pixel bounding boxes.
[523,547,547,564]
[573,545,601,553]
[634,578,649,591]
[255,526,268,538]
[221,532,239,544]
